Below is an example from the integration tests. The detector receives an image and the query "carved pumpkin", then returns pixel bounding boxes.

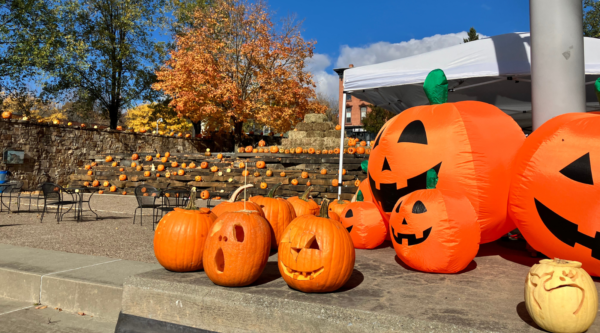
[103,181,110,187]
[360,141,367,147]
[2,111,12,119]
[200,190,210,199]
[348,139,356,147]
[258,148,264,153]
[368,69,524,243]
[161,157,168,163]
[259,182,268,189]
[188,162,196,169]
[250,183,297,249]
[334,148,340,154]
[287,186,319,217]
[198,162,207,169]
[176,169,184,176]
[348,147,356,154]
[245,146,253,153]
[316,150,321,155]
[165,171,171,178]
[136,165,143,172]
[508,112,600,276]
[356,146,365,154]
[119,174,127,181]
[105,156,113,163]
[145,155,152,162]
[132,154,139,160]
[154,189,217,272]
[238,147,244,153]
[284,149,290,154]
[341,201,387,249]
[524,258,598,333]
[256,161,266,169]
[203,211,271,287]
[258,140,266,147]
[302,149,307,154]
[390,170,480,273]
[253,171,261,177]
[328,150,333,154]
[278,199,355,293]
[308,148,315,154]
[211,185,265,218]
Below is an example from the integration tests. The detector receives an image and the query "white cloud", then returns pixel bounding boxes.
[307,31,487,100]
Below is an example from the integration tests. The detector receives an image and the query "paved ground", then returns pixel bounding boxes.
[0,194,219,263]
[0,297,116,333]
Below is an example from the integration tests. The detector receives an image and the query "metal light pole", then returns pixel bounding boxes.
[337,92,347,200]
[530,0,585,129]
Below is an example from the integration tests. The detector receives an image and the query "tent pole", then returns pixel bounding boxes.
[337,92,347,200]
[530,0,585,129]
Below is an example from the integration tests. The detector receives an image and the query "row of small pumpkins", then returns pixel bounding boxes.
[154,184,356,293]
[237,145,370,155]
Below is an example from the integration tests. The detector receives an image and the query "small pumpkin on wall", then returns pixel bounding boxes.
[278,199,355,293]
[389,170,480,273]
[524,258,598,333]
[203,211,271,287]
[157,165,165,172]
[119,174,127,181]
[154,188,217,272]
[256,161,266,169]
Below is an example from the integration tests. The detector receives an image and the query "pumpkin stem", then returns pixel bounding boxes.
[184,187,198,210]
[595,78,600,104]
[423,69,448,105]
[230,184,253,202]
[426,169,438,189]
[354,190,364,202]
[300,186,313,202]
[319,199,330,218]
[268,182,282,198]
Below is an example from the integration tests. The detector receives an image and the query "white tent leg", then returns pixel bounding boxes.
[530,0,585,129]
[337,93,347,200]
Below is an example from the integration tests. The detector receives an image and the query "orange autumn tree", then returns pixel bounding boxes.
[153,0,326,143]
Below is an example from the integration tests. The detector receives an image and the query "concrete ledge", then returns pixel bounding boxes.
[120,241,593,333]
[0,244,159,321]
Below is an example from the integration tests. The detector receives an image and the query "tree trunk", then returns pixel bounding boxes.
[192,121,202,137]
[233,119,244,150]
[109,102,119,129]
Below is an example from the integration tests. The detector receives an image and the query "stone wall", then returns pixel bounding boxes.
[0,120,213,189]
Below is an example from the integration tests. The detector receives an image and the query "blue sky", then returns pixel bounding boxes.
[268,0,531,98]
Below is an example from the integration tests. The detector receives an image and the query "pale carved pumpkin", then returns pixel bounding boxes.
[525,258,598,333]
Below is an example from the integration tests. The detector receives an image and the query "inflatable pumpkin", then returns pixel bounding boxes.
[368,69,524,243]
[278,199,355,293]
[341,201,387,249]
[390,170,480,273]
[509,112,600,276]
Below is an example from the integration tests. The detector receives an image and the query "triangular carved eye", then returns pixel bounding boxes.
[345,209,354,218]
[560,153,594,185]
[398,120,427,145]
[412,201,427,214]
[382,157,392,171]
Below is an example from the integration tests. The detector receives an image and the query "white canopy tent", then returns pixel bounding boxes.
[339,32,600,132]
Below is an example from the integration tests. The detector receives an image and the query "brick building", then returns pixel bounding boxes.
[333,64,376,142]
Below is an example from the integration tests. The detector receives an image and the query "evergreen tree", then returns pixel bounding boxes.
[463,27,479,43]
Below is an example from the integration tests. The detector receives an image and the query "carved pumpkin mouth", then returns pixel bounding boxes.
[369,162,442,213]
[535,199,600,260]
[215,248,225,273]
[391,223,432,246]
[280,262,324,281]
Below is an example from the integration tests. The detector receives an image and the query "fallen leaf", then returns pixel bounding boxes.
[36,305,47,310]
[77,311,85,316]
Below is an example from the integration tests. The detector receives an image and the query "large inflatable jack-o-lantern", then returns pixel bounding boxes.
[368,69,524,243]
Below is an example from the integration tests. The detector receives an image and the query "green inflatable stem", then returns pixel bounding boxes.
[595,78,600,105]
[423,69,448,105]
[356,190,364,202]
[426,169,438,189]
[361,160,369,173]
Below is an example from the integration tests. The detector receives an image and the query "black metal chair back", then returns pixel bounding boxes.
[163,187,190,208]
[134,185,161,206]
[41,183,64,203]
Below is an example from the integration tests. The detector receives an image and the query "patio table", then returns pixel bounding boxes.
[63,187,100,222]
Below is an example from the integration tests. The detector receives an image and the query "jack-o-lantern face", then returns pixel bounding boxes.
[340,202,387,249]
[524,259,598,333]
[390,188,479,273]
[509,113,600,276]
[203,212,271,287]
[278,210,355,293]
[368,100,523,244]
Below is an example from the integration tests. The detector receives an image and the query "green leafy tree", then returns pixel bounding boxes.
[463,27,479,43]
[584,0,600,37]
[361,105,395,134]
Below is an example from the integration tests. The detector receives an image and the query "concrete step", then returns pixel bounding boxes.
[0,244,159,321]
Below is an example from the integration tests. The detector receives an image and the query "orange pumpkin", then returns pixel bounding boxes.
[270,146,279,153]
[280,171,286,177]
[217,153,223,159]
[341,201,387,249]
[98,190,104,194]
[156,153,161,158]
[143,171,150,177]
[110,185,117,192]
[105,156,113,163]
[278,199,355,293]
[188,162,196,169]
[332,179,339,187]
[302,149,307,154]
[194,176,202,182]
[328,150,333,154]
[103,181,110,187]
[328,199,350,217]
[164,152,171,158]
[91,162,97,167]
[348,139,356,147]
[256,161,266,169]
[316,150,321,155]
[181,163,187,169]
[210,166,218,172]
[301,171,309,179]
[157,165,165,172]
[284,149,290,154]
[360,141,367,146]
[258,148,264,153]
[165,171,171,178]
[136,165,143,172]
[333,148,340,154]
[356,146,365,154]
[290,179,298,185]
[92,180,100,187]
[335,124,341,130]
[238,162,245,169]
[354,179,361,187]
[200,190,210,199]
[178,169,185,176]
[320,169,327,175]
[260,182,268,189]
[211,185,265,218]
[242,170,250,176]
[238,147,245,153]
[156,173,161,177]
[154,188,217,272]
[87,170,93,176]
[368,69,524,243]
[119,174,127,181]
[1,111,12,119]
[250,183,297,249]
[146,155,153,162]
[343,148,348,154]
[342,169,347,175]
[119,167,124,172]
[112,162,118,167]
[265,170,273,177]
[83,181,90,187]
[252,148,258,153]
[258,140,266,147]
[287,186,319,217]
[171,162,179,168]
[253,171,261,177]
[308,148,315,154]
[200,162,209,169]
[132,153,139,160]
[306,180,311,186]
[245,146,253,153]
[84,165,91,170]
[131,162,137,168]
[295,147,303,154]
[508,112,600,276]
[161,157,168,164]
[203,211,271,287]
